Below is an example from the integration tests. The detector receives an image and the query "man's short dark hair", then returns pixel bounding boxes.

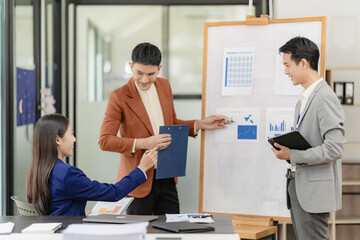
[279,37,319,71]
[131,43,162,66]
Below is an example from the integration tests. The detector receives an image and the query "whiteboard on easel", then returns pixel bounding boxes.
[199,17,326,219]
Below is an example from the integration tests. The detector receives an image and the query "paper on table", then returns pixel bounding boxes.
[166,214,214,223]
[166,214,189,222]
[62,222,148,240]
[89,197,134,216]
[188,215,214,223]
[21,223,62,234]
[0,222,15,235]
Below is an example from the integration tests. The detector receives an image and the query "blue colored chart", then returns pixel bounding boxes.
[215,108,260,142]
[224,54,254,88]
[269,120,294,132]
[237,125,257,140]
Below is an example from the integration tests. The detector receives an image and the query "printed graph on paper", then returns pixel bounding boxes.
[222,48,255,96]
[265,108,295,139]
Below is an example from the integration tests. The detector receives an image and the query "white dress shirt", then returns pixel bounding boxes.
[297,78,324,127]
[132,82,165,154]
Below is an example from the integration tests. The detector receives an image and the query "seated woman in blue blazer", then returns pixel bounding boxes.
[27,113,157,216]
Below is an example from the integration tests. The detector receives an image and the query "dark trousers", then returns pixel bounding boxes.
[288,179,330,240]
[127,171,179,215]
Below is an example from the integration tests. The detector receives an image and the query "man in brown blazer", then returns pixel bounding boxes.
[99,43,226,215]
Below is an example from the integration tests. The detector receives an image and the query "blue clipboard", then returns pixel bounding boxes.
[156,125,189,179]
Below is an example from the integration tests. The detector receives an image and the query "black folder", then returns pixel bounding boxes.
[268,130,311,151]
[151,222,215,233]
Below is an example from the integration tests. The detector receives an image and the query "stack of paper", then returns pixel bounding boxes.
[62,222,148,240]
[21,223,62,234]
[0,222,15,235]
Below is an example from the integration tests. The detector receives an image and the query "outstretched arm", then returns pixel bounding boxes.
[195,115,228,131]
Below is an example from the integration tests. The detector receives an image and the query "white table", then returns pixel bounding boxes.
[0,233,240,240]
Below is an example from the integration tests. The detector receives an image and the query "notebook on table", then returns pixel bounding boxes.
[82,214,158,224]
[21,223,62,234]
[151,222,215,233]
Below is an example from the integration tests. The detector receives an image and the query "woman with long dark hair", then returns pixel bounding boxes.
[27,113,157,216]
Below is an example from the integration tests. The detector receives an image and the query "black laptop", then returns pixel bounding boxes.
[83,214,159,224]
[152,222,215,233]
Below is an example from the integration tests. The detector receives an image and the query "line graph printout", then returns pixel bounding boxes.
[265,108,295,139]
[275,48,303,95]
[215,108,260,142]
[222,47,255,96]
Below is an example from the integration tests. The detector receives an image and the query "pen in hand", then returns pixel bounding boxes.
[213,114,236,123]
[156,145,166,151]
[144,145,166,155]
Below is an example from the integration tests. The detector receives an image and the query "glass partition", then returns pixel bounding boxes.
[13,2,35,214]
[169,5,254,94]
[44,1,56,114]
[81,6,163,102]
[83,5,255,99]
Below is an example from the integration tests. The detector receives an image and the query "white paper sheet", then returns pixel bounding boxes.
[21,223,62,234]
[0,222,15,235]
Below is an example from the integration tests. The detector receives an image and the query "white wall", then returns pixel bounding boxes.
[274,0,360,67]
[275,0,360,162]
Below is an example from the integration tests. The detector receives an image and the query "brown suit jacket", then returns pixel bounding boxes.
[99,77,196,198]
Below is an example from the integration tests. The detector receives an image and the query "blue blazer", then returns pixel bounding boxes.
[48,159,146,216]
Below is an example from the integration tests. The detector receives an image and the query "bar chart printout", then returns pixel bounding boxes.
[222,47,255,96]
[265,108,295,139]
[89,197,133,216]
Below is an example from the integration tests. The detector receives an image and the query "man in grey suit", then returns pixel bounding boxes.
[272,37,345,240]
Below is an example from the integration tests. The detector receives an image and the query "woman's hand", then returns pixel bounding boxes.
[138,147,158,172]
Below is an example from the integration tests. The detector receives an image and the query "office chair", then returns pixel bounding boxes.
[10,196,42,216]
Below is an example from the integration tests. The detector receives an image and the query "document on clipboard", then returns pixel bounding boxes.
[268,130,312,150]
[156,125,189,179]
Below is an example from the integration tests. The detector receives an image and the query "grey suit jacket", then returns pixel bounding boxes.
[289,80,345,213]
